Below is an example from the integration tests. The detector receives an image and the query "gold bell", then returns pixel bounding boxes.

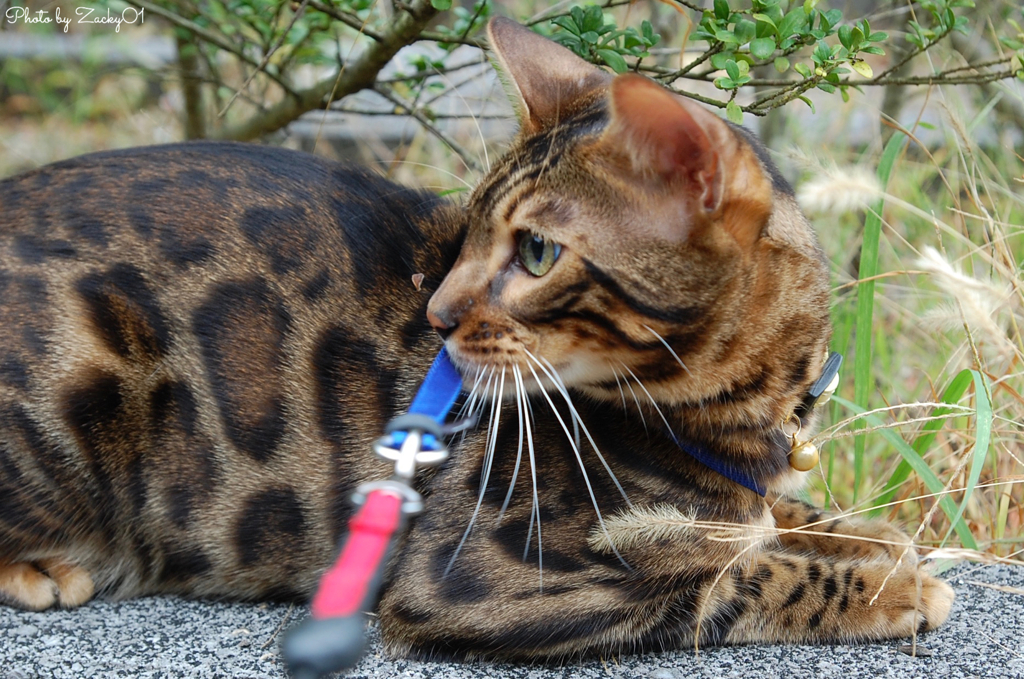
[789,440,819,472]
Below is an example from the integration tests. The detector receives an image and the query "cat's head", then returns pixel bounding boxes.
[428,18,831,428]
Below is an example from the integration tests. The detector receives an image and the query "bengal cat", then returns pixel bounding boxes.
[0,17,953,660]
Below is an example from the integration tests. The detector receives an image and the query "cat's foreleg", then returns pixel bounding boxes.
[697,550,955,644]
[770,497,920,563]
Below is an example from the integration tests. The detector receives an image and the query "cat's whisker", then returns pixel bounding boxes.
[479,367,506,494]
[456,365,489,447]
[469,368,496,425]
[454,364,486,421]
[513,364,542,591]
[619,369,649,434]
[527,351,631,507]
[523,355,630,570]
[444,366,505,577]
[618,362,675,434]
[498,364,526,523]
[642,323,692,377]
[609,365,629,417]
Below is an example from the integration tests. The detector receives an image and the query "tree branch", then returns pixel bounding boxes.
[211,0,440,141]
[124,0,297,98]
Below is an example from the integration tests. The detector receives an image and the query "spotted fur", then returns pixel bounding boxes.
[0,18,952,660]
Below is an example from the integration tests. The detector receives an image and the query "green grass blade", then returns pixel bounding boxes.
[870,369,974,514]
[852,132,907,503]
[832,395,978,550]
[941,370,992,546]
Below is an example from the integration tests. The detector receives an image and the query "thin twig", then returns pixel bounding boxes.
[218,0,311,118]
[307,0,384,41]
[374,85,484,174]
[261,604,295,649]
[211,0,439,141]
[123,0,298,98]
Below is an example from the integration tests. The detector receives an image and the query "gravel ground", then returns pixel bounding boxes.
[2,563,1022,679]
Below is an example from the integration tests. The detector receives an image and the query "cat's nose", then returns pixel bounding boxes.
[427,309,457,340]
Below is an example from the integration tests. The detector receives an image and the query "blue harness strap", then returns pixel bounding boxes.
[388,348,463,450]
[408,347,463,421]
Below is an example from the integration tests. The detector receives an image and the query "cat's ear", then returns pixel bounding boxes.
[600,74,727,214]
[487,17,612,133]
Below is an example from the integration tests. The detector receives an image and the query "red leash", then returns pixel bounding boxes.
[282,349,464,678]
[310,491,404,620]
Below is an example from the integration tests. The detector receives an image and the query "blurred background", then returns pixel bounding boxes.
[1,0,1022,563]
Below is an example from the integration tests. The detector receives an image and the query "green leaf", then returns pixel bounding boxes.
[813,40,832,65]
[851,131,906,501]
[750,37,776,60]
[797,95,815,112]
[734,19,756,44]
[778,8,806,37]
[838,24,853,49]
[596,48,628,73]
[714,76,736,90]
[817,81,836,93]
[715,28,741,45]
[710,51,734,69]
[641,20,659,45]
[725,59,741,81]
[794,62,812,77]
[872,368,974,512]
[581,31,600,44]
[714,0,730,21]
[582,5,604,32]
[850,59,873,78]
[822,9,842,31]
[551,16,579,35]
[570,6,585,29]
[430,0,452,10]
[774,56,790,72]
[726,100,744,124]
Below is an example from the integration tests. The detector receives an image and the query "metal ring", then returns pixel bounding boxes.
[383,413,446,439]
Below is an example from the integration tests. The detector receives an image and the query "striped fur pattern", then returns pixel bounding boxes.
[0,17,952,660]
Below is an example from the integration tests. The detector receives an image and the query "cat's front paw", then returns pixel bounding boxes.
[913,574,955,632]
[40,559,95,608]
[885,572,955,636]
[0,562,58,610]
[0,560,95,610]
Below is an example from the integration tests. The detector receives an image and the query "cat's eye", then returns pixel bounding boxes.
[517,232,562,277]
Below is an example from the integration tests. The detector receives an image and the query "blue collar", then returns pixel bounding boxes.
[666,352,843,497]
[666,430,767,497]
